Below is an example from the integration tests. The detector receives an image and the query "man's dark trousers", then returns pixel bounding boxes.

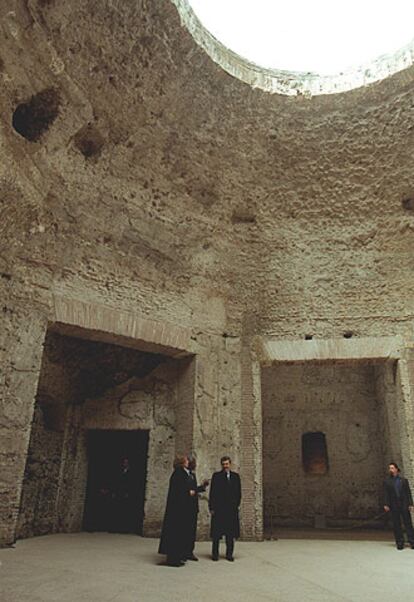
[212,535,234,559]
[391,502,414,547]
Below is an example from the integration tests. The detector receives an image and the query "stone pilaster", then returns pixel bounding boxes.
[395,350,414,484]
[0,309,47,546]
[239,340,263,541]
[175,356,196,456]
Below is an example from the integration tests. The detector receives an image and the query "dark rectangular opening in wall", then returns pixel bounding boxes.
[302,431,328,475]
[83,429,149,535]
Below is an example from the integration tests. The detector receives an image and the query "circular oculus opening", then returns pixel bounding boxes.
[175,0,414,96]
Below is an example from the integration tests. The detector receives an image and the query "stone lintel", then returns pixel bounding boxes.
[259,336,403,364]
[51,295,193,357]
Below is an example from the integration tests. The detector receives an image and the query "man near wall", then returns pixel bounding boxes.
[111,457,135,533]
[384,462,414,550]
[158,454,196,566]
[209,456,241,561]
[185,455,209,561]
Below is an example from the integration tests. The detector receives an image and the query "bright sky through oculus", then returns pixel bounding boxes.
[188,0,414,75]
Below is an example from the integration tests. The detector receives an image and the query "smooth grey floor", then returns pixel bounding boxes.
[1,532,414,602]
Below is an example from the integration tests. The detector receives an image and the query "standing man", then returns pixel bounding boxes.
[209,455,241,561]
[158,454,196,567]
[185,455,209,561]
[384,462,414,550]
[111,457,135,533]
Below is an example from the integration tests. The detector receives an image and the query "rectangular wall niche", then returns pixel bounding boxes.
[302,432,328,475]
[261,362,400,530]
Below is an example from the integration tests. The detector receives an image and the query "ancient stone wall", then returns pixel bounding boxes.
[2,0,414,545]
[262,363,385,527]
[16,403,65,538]
[375,363,403,469]
[191,333,243,538]
[382,354,414,488]
[0,311,47,546]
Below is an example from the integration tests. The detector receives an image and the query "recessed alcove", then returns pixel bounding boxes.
[12,88,60,142]
[302,431,329,475]
[261,360,401,530]
[17,328,195,540]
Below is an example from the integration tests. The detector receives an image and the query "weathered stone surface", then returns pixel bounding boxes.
[260,337,403,364]
[2,0,414,545]
[262,363,390,527]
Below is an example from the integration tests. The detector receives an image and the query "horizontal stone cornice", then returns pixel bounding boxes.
[51,295,193,357]
[258,336,403,364]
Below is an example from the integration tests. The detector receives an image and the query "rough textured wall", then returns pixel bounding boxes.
[3,0,414,341]
[262,363,385,527]
[191,334,243,537]
[0,313,46,546]
[16,402,65,538]
[375,363,403,468]
[376,355,414,489]
[2,0,414,544]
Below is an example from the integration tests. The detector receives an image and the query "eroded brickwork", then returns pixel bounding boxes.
[262,363,387,527]
[2,0,414,545]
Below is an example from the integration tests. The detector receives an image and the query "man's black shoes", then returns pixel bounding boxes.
[212,554,219,561]
[186,554,199,561]
[226,555,234,562]
[166,560,185,567]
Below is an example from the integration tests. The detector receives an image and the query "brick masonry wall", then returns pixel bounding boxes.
[3,0,414,545]
[0,311,47,546]
[262,363,386,527]
[16,403,66,538]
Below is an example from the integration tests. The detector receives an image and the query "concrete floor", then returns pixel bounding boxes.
[1,532,414,602]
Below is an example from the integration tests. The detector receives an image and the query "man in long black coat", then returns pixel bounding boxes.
[158,455,196,566]
[185,455,209,561]
[384,461,414,550]
[209,455,241,561]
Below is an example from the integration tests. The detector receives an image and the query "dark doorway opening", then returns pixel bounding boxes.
[83,429,149,535]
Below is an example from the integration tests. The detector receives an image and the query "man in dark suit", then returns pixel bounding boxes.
[184,455,209,561]
[111,457,136,533]
[209,455,241,561]
[384,462,414,550]
[158,454,196,566]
